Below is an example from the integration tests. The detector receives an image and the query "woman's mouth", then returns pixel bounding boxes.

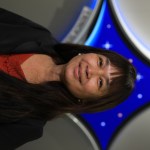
[74,64,81,83]
[74,62,89,84]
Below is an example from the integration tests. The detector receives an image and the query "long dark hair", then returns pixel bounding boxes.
[0,43,136,123]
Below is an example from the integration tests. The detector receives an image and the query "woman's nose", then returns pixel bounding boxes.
[88,66,108,79]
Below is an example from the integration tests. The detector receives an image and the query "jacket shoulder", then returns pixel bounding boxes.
[0,8,58,54]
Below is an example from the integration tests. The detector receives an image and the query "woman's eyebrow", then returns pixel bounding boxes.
[106,57,110,66]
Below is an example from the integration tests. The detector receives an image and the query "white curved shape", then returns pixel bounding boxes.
[67,114,100,150]
[110,0,150,61]
[109,106,150,150]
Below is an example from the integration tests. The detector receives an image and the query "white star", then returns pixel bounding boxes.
[117,113,123,118]
[107,24,111,29]
[137,94,143,99]
[128,58,133,63]
[136,73,143,81]
[102,41,113,50]
[100,121,106,127]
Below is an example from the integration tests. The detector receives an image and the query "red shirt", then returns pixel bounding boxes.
[0,54,33,80]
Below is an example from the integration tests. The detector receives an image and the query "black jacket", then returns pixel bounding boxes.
[0,8,59,150]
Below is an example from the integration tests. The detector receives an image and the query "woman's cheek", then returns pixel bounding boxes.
[84,80,97,92]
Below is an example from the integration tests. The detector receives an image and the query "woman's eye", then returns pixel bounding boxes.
[98,58,103,67]
[98,78,103,88]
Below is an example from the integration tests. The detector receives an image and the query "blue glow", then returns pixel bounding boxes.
[81,0,150,150]
[85,0,107,46]
[90,0,98,10]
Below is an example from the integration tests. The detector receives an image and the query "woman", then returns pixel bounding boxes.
[0,8,136,149]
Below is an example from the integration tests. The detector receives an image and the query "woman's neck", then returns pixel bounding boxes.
[45,63,65,82]
[21,54,65,84]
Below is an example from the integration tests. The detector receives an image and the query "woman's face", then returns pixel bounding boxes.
[61,53,119,99]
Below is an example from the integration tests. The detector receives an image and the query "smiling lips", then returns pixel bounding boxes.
[74,62,88,83]
[74,64,81,82]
